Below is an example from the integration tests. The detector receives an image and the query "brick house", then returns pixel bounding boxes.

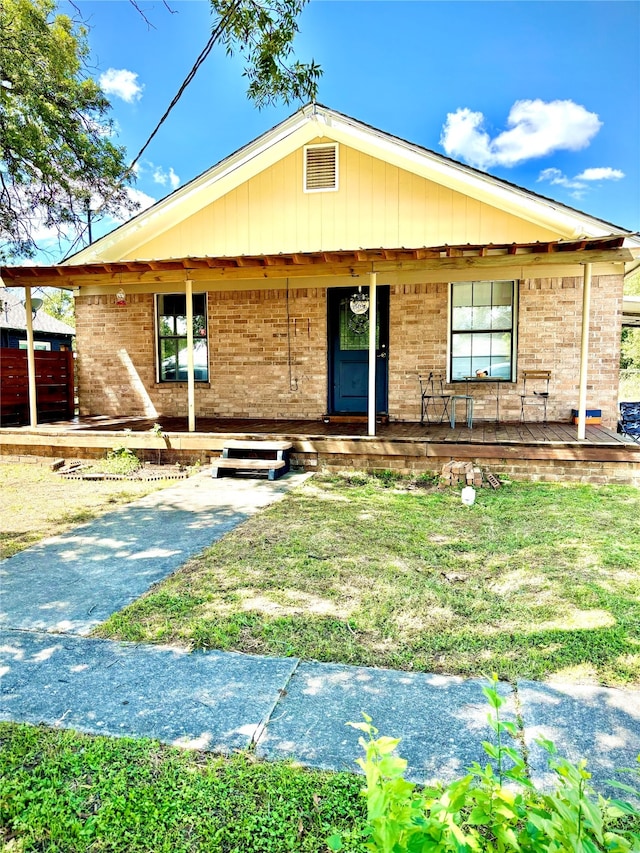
[2,104,639,440]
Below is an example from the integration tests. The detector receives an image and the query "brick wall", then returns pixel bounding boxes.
[389,274,623,427]
[75,273,623,426]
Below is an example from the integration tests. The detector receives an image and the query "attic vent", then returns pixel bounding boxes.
[304,143,338,192]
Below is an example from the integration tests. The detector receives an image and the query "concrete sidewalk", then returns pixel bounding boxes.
[0,470,307,634]
[1,471,639,799]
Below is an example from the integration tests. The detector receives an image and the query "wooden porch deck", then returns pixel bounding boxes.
[2,416,639,476]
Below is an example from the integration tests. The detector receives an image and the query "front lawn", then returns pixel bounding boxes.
[95,474,640,687]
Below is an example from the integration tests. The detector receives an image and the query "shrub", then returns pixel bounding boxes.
[328,677,640,852]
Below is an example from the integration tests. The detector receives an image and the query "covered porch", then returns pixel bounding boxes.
[2,415,639,485]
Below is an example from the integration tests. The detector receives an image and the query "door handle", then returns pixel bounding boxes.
[377,352,387,359]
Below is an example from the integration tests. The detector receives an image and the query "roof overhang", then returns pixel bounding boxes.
[1,236,635,288]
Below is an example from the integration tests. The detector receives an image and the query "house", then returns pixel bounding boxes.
[0,287,74,351]
[1,104,639,480]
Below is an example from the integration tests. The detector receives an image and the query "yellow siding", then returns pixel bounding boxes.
[133,141,560,260]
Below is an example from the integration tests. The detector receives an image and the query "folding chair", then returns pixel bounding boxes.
[520,370,551,424]
[618,401,640,443]
[419,373,451,424]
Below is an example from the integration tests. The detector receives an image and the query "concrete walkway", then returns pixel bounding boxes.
[1,471,639,800]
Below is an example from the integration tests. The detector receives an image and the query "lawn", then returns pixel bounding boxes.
[3,464,640,850]
[0,460,176,558]
[0,723,366,852]
[95,473,640,688]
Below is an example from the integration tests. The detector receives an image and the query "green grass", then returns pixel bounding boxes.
[95,475,640,688]
[0,723,366,852]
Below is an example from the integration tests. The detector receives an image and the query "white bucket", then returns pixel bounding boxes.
[461,486,476,506]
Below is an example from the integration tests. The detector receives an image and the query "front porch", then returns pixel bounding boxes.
[2,416,640,485]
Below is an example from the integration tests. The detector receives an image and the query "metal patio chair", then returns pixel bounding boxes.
[618,401,640,443]
[520,370,551,424]
[419,372,452,424]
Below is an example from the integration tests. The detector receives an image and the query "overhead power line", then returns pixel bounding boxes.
[61,3,238,262]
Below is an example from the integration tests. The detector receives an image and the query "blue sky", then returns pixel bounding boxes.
[55,0,640,255]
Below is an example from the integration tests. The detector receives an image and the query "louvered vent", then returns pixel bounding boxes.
[304,144,338,192]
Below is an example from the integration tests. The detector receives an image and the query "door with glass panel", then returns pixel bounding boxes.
[328,286,389,414]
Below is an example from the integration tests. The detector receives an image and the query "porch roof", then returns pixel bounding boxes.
[0,234,635,286]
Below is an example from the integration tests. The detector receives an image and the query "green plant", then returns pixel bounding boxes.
[328,677,640,852]
[98,446,141,476]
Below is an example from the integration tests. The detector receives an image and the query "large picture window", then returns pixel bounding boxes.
[157,293,208,382]
[450,280,516,381]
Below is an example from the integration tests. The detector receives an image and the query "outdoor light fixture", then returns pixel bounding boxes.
[116,288,126,306]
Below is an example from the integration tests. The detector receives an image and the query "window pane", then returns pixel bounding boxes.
[472,306,492,329]
[451,357,471,380]
[160,339,177,381]
[493,281,513,305]
[491,332,511,357]
[159,315,175,336]
[452,333,472,357]
[471,332,492,357]
[452,283,473,307]
[473,282,492,306]
[175,315,187,335]
[193,293,206,314]
[490,305,512,329]
[452,305,473,330]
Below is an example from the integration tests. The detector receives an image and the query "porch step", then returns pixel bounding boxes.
[211,439,293,481]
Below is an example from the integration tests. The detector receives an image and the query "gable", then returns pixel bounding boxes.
[131,140,560,260]
[68,104,630,266]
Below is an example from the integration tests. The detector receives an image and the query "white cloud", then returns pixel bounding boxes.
[104,188,156,225]
[576,167,625,181]
[99,68,144,103]
[538,168,585,191]
[440,99,602,170]
[537,164,624,201]
[152,166,180,189]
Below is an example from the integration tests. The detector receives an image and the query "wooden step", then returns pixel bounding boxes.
[223,440,293,452]
[210,457,287,481]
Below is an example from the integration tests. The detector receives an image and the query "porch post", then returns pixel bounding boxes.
[368,272,377,437]
[577,262,592,441]
[185,278,196,432]
[24,286,38,427]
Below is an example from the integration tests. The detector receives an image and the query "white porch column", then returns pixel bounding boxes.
[185,278,195,432]
[24,287,38,427]
[368,272,377,437]
[577,262,592,441]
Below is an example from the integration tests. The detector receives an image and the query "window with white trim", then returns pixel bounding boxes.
[156,293,208,382]
[304,143,338,192]
[450,280,517,381]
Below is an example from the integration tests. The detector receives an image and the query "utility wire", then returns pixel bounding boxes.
[60,3,238,262]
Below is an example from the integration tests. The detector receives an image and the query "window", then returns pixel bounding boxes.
[450,280,517,381]
[156,293,208,382]
[304,143,338,192]
[19,340,51,351]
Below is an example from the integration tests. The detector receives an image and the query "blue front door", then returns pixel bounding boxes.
[328,286,389,414]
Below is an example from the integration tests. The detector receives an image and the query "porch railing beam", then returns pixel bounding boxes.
[24,286,38,427]
[368,272,377,437]
[577,262,592,441]
[186,277,195,432]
